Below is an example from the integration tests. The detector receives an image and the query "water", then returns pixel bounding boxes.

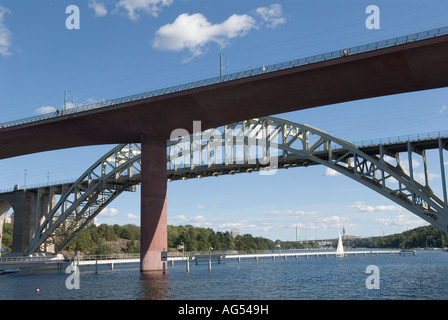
[1,250,448,300]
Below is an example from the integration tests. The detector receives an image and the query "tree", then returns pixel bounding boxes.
[98,224,118,241]
[120,224,139,240]
[96,244,113,255]
[167,225,179,248]
[126,240,140,253]
[1,223,13,253]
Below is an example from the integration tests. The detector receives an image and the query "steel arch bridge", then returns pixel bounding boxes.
[24,116,448,254]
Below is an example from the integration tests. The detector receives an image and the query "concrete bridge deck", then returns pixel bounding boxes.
[1,27,448,160]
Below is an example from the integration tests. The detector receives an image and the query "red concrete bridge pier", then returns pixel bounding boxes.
[139,135,168,272]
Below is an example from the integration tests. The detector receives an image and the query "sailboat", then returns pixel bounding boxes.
[335,231,345,257]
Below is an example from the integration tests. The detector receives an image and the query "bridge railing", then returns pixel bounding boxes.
[0,178,77,193]
[75,253,140,261]
[71,249,347,261]
[352,130,448,148]
[1,26,448,130]
[310,129,448,152]
[0,255,64,263]
[72,248,402,261]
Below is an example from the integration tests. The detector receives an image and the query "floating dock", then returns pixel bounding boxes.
[224,249,401,262]
[0,249,410,274]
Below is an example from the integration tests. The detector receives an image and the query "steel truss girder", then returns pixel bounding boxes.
[167,116,448,232]
[25,117,448,255]
[25,143,142,255]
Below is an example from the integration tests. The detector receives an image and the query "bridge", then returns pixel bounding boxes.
[1,27,448,271]
[1,116,447,261]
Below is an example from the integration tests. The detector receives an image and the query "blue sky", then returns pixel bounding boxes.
[1,0,448,241]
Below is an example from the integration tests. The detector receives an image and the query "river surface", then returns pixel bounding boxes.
[0,250,447,300]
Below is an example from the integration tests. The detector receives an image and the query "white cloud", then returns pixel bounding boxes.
[400,159,421,171]
[169,214,210,227]
[219,222,243,229]
[395,159,440,184]
[197,205,206,209]
[351,201,405,212]
[36,100,77,115]
[289,216,352,233]
[323,168,341,176]
[219,221,257,230]
[261,223,273,232]
[266,208,349,235]
[170,214,187,221]
[115,0,173,21]
[99,207,120,217]
[89,0,108,17]
[439,104,447,114]
[126,213,139,220]
[152,4,286,60]
[374,213,427,229]
[36,106,56,115]
[316,215,350,224]
[254,4,286,29]
[191,215,206,222]
[153,12,256,59]
[86,97,100,104]
[268,210,318,217]
[378,156,440,185]
[0,6,12,57]
[414,172,439,184]
[65,102,77,109]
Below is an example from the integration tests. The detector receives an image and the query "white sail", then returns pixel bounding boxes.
[336,231,345,257]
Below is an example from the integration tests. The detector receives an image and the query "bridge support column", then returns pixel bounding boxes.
[140,135,167,272]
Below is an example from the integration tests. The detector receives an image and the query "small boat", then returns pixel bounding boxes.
[0,268,20,275]
[335,231,345,257]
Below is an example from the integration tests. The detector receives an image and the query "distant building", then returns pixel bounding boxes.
[314,235,361,248]
[5,214,13,224]
[231,229,240,238]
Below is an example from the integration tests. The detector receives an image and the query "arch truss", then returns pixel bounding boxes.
[25,117,448,254]
[25,143,142,254]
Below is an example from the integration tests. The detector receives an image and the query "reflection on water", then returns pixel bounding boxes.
[139,272,171,300]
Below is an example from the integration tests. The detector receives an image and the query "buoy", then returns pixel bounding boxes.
[36,289,40,293]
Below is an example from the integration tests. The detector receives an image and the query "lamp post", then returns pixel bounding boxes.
[208,247,213,271]
[276,243,281,257]
[178,242,185,257]
[63,90,68,115]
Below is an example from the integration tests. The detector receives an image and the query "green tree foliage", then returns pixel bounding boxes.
[2,223,446,256]
[126,240,140,253]
[352,225,448,248]
[1,223,13,253]
[69,224,142,254]
[119,224,140,240]
[166,225,318,252]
